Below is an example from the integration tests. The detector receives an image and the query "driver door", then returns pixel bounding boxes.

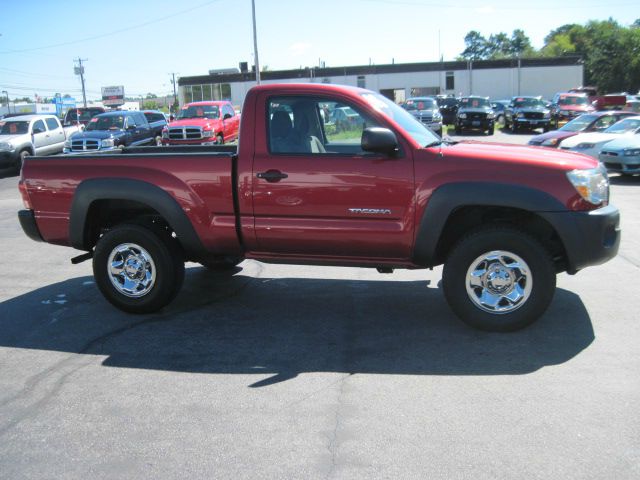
[31,119,49,155]
[250,93,415,260]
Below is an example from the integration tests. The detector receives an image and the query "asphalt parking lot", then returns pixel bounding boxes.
[1,131,639,479]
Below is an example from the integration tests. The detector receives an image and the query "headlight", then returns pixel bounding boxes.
[543,110,550,118]
[202,130,215,138]
[101,138,115,148]
[575,142,595,149]
[624,148,640,156]
[566,165,609,206]
[458,113,467,119]
[433,112,442,120]
[63,139,71,148]
[487,113,495,119]
[516,112,524,118]
[542,138,559,146]
[0,141,14,151]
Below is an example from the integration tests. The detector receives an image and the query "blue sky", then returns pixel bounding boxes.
[0,0,637,101]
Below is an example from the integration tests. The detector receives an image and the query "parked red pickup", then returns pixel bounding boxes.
[161,100,239,146]
[18,84,620,331]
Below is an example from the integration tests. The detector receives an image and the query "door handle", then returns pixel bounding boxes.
[256,169,288,182]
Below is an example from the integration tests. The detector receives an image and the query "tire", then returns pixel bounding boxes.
[511,122,518,133]
[217,133,224,145]
[93,224,185,314]
[496,114,504,128]
[17,150,29,171]
[154,136,162,146]
[442,227,556,332]
[543,125,550,133]
[199,256,243,271]
[455,126,462,135]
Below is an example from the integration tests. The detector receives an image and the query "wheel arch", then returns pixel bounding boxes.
[412,182,569,270]
[69,178,206,259]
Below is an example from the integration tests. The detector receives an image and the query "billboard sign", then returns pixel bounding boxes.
[101,85,125,106]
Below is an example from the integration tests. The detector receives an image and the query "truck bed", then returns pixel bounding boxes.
[22,145,241,255]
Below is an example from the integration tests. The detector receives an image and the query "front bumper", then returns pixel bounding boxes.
[63,146,122,155]
[0,150,19,167]
[515,118,550,128]
[161,138,220,146]
[600,153,640,174]
[457,118,494,130]
[18,209,44,242]
[541,204,620,273]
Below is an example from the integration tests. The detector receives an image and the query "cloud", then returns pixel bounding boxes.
[288,42,312,56]
[475,5,495,13]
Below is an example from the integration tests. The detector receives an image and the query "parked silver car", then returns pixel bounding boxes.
[0,114,80,170]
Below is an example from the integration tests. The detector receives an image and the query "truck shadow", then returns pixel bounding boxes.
[0,266,594,387]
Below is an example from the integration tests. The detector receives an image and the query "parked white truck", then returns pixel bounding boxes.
[0,114,81,171]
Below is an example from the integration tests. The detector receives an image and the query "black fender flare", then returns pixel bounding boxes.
[69,178,206,258]
[412,182,566,266]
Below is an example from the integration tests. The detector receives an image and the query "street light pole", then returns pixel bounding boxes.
[251,0,261,84]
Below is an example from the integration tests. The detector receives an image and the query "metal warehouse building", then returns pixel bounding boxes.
[178,56,583,108]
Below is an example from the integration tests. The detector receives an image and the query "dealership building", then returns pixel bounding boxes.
[177,56,583,108]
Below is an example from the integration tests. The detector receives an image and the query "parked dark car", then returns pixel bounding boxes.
[63,107,106,127]
[64,111,154,153]
[455,96,495,135]
[143,110,169,146]
[491,100,510,127]
[401,97,442,136]
[435,97,459,125]
[504,96,552,133]
[528,111,637,148]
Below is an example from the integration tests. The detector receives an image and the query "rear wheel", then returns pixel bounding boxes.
[16,150,29,171]
[442,227,556,332]
[93,224,185,313]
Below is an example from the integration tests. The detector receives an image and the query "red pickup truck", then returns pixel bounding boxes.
[161,100,239,146]
[17,84,620,332]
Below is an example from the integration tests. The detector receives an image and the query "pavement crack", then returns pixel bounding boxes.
[326,373,351,480]
[618,253,640,269]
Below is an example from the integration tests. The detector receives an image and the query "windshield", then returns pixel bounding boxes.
[460,97,490,108]
[403,98,437,111]
[559,96,588,106]
[86,115,125,131]
[178,105,219,119]
[513,98,545,108]
[437,98,458,107]
[604,118,640,134]
[360,92,439,146]
[560,114,598,132]
[0,121,29,135]
[67,108,104,122]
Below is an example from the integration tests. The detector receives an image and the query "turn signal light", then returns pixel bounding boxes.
[18,180,32,209]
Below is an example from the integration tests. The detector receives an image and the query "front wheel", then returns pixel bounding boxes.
[93,224,185,313]
[442,227,556,332]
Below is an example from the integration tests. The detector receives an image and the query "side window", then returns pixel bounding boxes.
[136,112,147,125]
[594,115,615,130]
[45,118,60,131]
[267,96,380,155]
[32,120,46,134]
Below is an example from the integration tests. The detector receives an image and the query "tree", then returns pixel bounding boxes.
[460,31,488,60]
[145,93,158,99]
[486,32,511,59]
[508,29,534,57]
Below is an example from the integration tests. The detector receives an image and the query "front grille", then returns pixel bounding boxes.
[524,112,543,120]
[71,139,100,151]
[418,115,433,123]
[604,162,622,170]
[168,127,202,140]
[467,112,487,121]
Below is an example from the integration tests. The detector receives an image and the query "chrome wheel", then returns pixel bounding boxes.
[465,250,532,314]
[107,243,156,298]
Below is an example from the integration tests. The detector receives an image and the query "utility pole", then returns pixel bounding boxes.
[169,72,178,112]
[74,57,88,107]
[251,0,260,84]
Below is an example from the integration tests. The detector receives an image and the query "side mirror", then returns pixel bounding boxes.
[361,127,398,155]
[223,113,232,120]
[127,124,136,131]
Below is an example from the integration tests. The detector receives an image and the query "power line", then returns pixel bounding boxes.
[0,0,222,55]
